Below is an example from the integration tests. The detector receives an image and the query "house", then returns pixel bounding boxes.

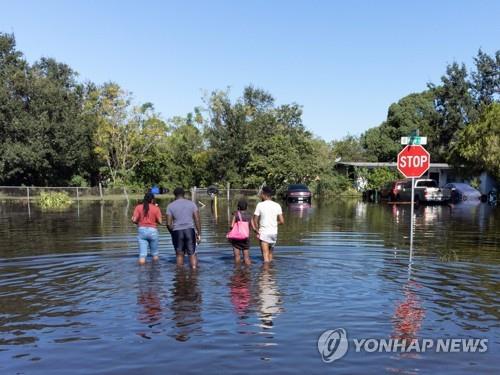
[336,162,497,194]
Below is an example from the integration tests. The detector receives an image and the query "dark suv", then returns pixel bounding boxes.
[284,184,312,204]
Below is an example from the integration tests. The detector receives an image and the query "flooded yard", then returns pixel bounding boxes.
[0,199,499,374]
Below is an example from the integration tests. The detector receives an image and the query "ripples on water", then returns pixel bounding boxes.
[0,200,499,374]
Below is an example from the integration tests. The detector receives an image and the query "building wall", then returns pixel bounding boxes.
[479,172,497,195]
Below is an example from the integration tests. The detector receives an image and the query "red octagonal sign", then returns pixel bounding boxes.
[397,145,430,178]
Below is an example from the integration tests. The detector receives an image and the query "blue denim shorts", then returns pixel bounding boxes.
[137,227,159,259]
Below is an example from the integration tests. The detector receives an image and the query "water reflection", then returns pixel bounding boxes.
[229,266,252,319]
[257,263,283,330]
[392,280,425,344]
[286,203,312,219]
[169,268,203,342]
[136,263,165,339]
[0,200,498,374]
[355,201,368,220]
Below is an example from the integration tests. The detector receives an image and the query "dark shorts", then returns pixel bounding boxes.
[230,238,250,251]
[171,228,197,255]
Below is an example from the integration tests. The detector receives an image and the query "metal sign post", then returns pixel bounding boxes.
[409,177,415,263]
[397,131,430,264]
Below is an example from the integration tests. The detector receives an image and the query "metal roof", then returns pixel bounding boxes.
[337,162,453,169]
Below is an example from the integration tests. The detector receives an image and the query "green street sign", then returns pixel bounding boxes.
[401,136,427,145]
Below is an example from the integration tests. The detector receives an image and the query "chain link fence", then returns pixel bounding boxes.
[0,186,261,201]
[190,187,260,201]
[0,186,140,200]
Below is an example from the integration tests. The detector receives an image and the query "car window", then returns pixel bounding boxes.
[288,184,309,191]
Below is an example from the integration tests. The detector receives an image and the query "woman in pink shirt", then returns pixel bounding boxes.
[132,192,162,264]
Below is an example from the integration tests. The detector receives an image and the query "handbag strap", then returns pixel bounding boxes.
[237,210,243,222]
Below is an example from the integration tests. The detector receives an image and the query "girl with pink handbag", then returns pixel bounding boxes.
[227,199,252,264]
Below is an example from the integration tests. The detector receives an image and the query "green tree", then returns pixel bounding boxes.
[428,62,477,161]
[331,135,372,162]
[165,115,209,188]
[204,88,249,183]
[0,33,96,185]
[204,86,319,191]
[244,101,317,191]
[362,91,440,161]
[91,83,167,185]
[367,168,401,190]
[454,103,500,180]
[471,49,500,107]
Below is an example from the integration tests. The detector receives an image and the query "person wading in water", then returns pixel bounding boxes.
[132,192,162,265]
[166,188,201,269]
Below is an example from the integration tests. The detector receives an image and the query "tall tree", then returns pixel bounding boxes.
[204,89,249,183]
[165,115,209,188]
[471,49,500,107]
[92,83,167,185]
[361,91,440,161]
[244,102,317,190]
[204,86,322,190]
[454,103,500,180]
[0,33,95,185]
[428,62,477,161]
[332,135,372,162]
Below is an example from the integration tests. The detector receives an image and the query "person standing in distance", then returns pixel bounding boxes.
[166,187,201,269]
[252,186,284,262]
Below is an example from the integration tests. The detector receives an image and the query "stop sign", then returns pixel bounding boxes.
[397,145,430,178]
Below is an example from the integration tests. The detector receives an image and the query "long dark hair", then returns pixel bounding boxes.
[143,192,155,215]
[237,199,248,211]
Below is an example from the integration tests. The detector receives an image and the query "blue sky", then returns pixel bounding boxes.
[1,0,499,141]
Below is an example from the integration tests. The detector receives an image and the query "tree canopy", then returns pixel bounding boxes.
[360,48,499,177]
[0,32,498,192]
[455,103,500,180]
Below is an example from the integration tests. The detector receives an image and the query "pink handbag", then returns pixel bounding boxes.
[226,211,250,240]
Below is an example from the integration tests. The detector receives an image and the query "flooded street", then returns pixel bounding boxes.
[0,199,499,374]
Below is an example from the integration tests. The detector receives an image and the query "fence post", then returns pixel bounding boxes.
[76,187,80,201]
[227,182,230,201]
[27,187,31,217]
[191,186,197,202]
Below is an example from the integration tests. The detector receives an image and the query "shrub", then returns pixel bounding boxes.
[355,167,401,191]
[311,172,354,197]
[69,175,89,187]
[38,191,72,209]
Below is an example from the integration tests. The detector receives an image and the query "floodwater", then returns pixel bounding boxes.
[0,198,498,374]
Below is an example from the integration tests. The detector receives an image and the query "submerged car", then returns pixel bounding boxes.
[284,184,312,204]
[379,180,406,201]
[444,183,482,203]
[397,179,451,204]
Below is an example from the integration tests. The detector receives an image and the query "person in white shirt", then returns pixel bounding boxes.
[252,186,285,262]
